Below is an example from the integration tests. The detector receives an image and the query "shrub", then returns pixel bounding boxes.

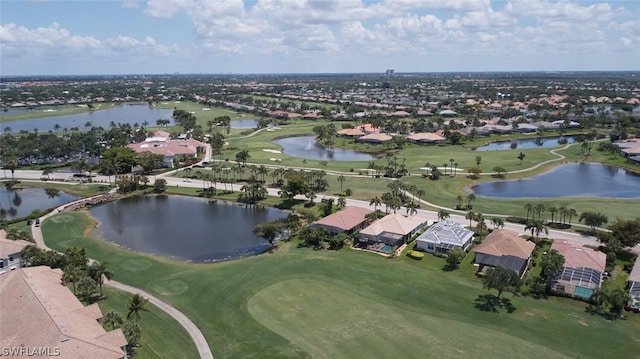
[408,250,425,260]
[547,222,571,230]
[506,216,528,224]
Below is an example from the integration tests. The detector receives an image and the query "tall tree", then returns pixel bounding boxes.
[87,261,113,297]
[127,294,149,321]
[607,218,640,248]
[579,212,609,233]
[482,267,522,299]
[103,310,124,330]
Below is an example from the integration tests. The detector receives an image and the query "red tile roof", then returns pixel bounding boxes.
[475,229,535,260]
[313,206,373,232]
[550,240,606,272]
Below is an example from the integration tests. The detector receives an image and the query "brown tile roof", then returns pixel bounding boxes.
[475,229,535,260]
[337,128,366,136]
[357,133,392,142]
[0,236,31,259]
[0,266,127,358]
[313,206,373,232]
[359,214,426,237]
[128,137,205,158]
[406,132,446,142]
[550,240,606,272]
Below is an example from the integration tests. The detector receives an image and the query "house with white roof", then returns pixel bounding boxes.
[628,256,640,310]
[415,220,474,255]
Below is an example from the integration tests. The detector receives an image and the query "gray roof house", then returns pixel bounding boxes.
[415,220,474,255]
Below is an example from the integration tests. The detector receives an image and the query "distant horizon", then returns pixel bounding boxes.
[1,1,638,76]
[2,69,640,80]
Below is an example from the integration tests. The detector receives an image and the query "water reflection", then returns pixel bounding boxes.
[89,195,287,262]
[0,186,80,219]
[472,163,640,198]
[272,135,377,161]
[474,135,580,151]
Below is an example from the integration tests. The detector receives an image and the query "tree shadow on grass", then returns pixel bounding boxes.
[474,294,516,314]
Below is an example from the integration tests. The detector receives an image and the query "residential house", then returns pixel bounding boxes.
[128,130,205,168]
[311,206,373,235]
[356,133,392,144]
[415,220,474,255]
[550,240,607,299]
[0,266,128,358]
[356,214,428,247]
[406,132,446,145]
[0,233,31,275]
[337,128,366,138]
[474,229,536,277]
[628,256,640,310]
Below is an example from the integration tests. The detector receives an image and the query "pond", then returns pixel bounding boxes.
[1,105,174,133]
[0,186,80,219]
[474,135,580,151]
[230,119,260,129]
[272,135,377,161]
[88,195,287,263]
[471,163,640,198]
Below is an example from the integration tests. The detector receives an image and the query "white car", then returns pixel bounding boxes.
[183,178,192,182]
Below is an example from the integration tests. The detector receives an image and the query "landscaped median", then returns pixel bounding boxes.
[41,211,640,359]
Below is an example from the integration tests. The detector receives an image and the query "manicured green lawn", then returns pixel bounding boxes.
[42,211,640,359]
[97,286,199,359]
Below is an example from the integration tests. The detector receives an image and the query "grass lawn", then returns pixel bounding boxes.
[97,286,199,359]
[42,211,640,359]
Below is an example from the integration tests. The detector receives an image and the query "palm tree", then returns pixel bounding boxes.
[103,310,123,330]
[449,158,455,175]
[456,195,464,209]
[534,203,546,220]
[42,168,52,180]
[416,189,425,206]
[437,209,450,221]
[466,193,476,208]
[524,203,533,220]
[87,261,113,297]
[567,208,578,225]
[62,265,82,295]
[491,217,505,229]
[466,211,475,228]
[337,175,346,193]
[548,205,558,223]
[127,294,149,322]
[525,220,545,239]
[369,196,382,211]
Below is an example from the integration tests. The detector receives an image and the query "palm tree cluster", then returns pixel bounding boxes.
[523,202,578,225]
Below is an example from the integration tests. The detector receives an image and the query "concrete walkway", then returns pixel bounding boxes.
[30,196,214,359]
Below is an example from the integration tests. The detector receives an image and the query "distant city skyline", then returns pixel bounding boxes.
[1,0,639,76]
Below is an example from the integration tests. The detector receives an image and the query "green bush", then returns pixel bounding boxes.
[506,216,528,224]
[547,222,571,230]
[408,250,425,260]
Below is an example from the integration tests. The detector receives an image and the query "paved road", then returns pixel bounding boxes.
[29,196,214,359]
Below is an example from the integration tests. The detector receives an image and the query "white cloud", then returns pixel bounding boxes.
[121,1,140,8]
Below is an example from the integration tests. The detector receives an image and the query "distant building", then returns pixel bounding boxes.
[128,130,205,168]
[385,69,395,77]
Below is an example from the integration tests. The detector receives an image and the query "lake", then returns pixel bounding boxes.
[88,195,287,262]
[230,119,260,129]
[474,135,580,151]
[0,186,80,219]
[471,163,640,198]
[1,105,174,133]
[272,135,377,161]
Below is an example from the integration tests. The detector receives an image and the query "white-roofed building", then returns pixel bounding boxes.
[415,220,474,255]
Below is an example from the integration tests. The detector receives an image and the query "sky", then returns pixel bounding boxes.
[1,0,639,76]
